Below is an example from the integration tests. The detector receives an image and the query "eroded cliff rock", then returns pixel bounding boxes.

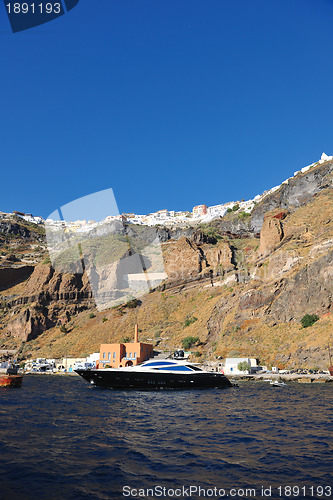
[259,211,288,255]
[5,264,94,341]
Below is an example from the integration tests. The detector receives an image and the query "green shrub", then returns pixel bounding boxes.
[89,313,96,319]
[232,204,240,212]
[184,316,198,328]
[60,325,68,333]
[301,314,319,328]
[102,317,108,323]
[125,298,139,308]
[238,211,251,220]
[182,336,199,350]
[237,361,251,372]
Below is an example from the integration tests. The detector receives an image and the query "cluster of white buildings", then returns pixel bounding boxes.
[1,210,44,225]
[121,188,278,228]
[23,353,100,373]
[291,152,333,179]
[8,153,332,231]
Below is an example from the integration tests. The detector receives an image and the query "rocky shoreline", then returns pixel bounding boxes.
[229,373,333,383]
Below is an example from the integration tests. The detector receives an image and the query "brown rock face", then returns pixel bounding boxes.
[239,288,276,311]
[7,305,48,341]
[23,264,54,295]
[6,264,94,341]
[162,238,235,288]
[23,264,91,297]
[268,249,333,322]
[259,215,285,255]
[203,242,234,275]
[164,237,208,283]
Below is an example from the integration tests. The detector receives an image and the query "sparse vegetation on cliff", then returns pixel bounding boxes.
[184,316,198,328]
[301,314,319,328]
[182,336,200,350]
[1,160,333,369]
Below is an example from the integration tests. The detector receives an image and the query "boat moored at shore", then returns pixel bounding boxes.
[270,380,287,387]
[0,364,23,388]
[0,374,23,388]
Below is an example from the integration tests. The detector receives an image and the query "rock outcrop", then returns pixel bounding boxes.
[163,237,209,284]
[259,211,288,255]
[250,160,333,233]
[268,249,333,322]
[5,264,94,341]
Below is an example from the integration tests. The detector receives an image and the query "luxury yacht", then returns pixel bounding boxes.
[75,359,232,390]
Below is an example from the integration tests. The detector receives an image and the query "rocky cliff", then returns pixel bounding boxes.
[1,159,333,368]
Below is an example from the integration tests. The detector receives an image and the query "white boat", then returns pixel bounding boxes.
[270,380,287,387]
[75,358,233,390]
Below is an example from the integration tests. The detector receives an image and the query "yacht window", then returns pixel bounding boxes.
[144,361,177,367]
[158,365,193,372]
[187,365,202,371]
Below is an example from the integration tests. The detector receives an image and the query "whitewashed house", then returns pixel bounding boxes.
[224,357,255,375]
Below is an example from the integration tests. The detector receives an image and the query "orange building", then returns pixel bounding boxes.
[98,325,154,368]
[192,204,208,216]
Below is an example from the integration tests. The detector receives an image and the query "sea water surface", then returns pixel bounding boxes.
[0,375,332,500]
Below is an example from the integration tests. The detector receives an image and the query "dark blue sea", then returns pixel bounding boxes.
[0,376,332,500]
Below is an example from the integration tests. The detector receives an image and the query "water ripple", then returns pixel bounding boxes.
[0,376,332,499]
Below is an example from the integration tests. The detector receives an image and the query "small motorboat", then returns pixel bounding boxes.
[270,380,286,387]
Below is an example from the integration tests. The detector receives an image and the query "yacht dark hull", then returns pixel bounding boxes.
[75,369,232,390]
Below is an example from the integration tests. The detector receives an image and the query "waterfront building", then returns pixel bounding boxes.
[98,325,153,368]
[223,357,257,375]
[57,357,87,372]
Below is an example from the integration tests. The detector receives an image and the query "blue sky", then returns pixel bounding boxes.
[1,0,333,218]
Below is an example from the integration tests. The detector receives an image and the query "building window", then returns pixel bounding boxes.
[129,353,132,359]
[103,352,106,359]
[108,352,111,360]
[134,353,136,359]
[113,352,116,358]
